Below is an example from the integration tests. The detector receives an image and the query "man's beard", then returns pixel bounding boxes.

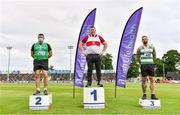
[143,41,148,45]
[91,32,96,35]
[39,41,43,44]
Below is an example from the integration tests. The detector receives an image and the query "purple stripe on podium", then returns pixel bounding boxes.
[84,103,104,104]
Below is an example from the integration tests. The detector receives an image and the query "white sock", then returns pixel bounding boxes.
[44,88,47,91]
[36,88,40,91]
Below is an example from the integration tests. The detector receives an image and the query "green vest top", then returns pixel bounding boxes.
[139,44,154,64]
[33,42,48,60]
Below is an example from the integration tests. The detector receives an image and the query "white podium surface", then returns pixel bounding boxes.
[84,87,105,109]
[29,94,52,110]
[139,98,161,108]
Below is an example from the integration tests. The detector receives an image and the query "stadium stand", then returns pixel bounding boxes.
[0,70,116,83]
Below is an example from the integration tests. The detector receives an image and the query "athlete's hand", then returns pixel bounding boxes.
[99,52,104,58]
[82,51,88,57]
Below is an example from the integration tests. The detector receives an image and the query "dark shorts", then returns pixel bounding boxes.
[33,59,48,71]
[140,64,155,77]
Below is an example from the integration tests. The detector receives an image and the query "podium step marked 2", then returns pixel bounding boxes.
[29,94,52,110]
[139,98,161,108]
[83,87,105,109]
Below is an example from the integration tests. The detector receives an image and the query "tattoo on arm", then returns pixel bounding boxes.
[137,48,140,63]
[153,47,156,61]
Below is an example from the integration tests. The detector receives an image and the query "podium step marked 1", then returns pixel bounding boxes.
[139,98,161,108]
[29,94,52,110]
[83,87,105,109]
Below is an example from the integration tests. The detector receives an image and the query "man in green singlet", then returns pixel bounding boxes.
[137,36,158,100]
[31,33,52,95]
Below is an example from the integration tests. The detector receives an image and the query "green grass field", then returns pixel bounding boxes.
[0,82,180,114]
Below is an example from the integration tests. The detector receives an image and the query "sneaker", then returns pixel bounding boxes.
[85,84,91,87]
[97,83,103,87]
[141,94,147,100]
[44,90,48,95]
[151,94,158,100]
[33,90,41,95]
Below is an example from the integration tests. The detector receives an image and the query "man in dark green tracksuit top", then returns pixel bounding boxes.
[137,35,158,100]
[31,33,52,95]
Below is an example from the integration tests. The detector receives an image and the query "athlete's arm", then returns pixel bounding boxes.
[152,47,156,61]
[79,35,88,56]
[31,51,34,58]
[101,41,108,55]
[79,42,87,56]
[48,51,53,58]
[31,44,34,58]
[136,48,140,64]
[99,35,107,55]
[47,44,53,58]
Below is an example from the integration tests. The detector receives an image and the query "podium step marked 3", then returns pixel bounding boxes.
[139,98,161,108]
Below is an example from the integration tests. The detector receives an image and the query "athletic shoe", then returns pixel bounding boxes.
[33,90,41,95]
[141,94,147,100]
[151,94,158,100]
[97,83,103,87]
[44,90,48,95]
[85,84,91,87]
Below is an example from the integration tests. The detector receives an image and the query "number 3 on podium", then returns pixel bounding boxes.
[91,90,97,101]
[150,101,154,106]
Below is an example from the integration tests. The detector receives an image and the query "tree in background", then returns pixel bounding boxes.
[162,50,180,75]
[154,58,163,77]
[127,54,140,78]
[101,53,113,70]
[126,50,180,78]
[175,62,180,71]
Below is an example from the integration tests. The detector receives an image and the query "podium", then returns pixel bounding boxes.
[29,94,52,110]
[139,98,161,108]
[83,87,105,109]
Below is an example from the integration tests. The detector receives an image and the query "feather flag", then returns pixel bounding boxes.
[116,7,143,88]
[74,8,96,87]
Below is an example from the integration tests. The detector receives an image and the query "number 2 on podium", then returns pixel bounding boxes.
[91,90,97,101]
[35,97,42,105]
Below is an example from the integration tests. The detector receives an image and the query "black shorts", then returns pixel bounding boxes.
[33,59,48,71]
[140,64,155,77]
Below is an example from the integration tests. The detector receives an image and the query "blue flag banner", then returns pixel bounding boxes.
[74,9,96,87]
[116,7,143,87]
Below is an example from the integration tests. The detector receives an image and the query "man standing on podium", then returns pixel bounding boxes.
[31,33,53,95]
[137,35,158,100]
[79,26,108,87]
